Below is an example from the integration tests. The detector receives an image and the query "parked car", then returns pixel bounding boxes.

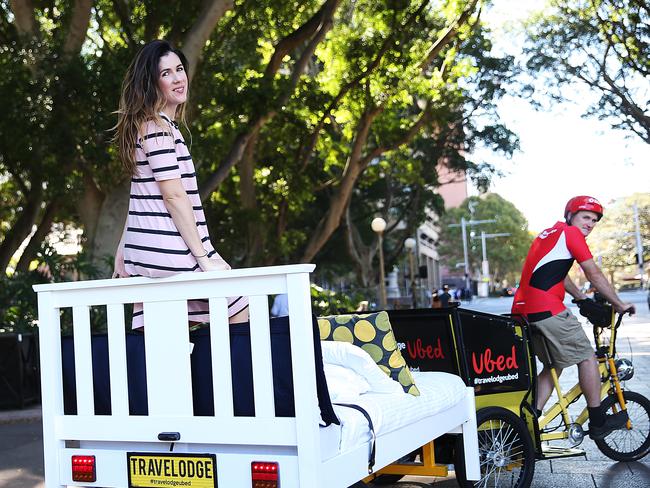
[502,286,517,297]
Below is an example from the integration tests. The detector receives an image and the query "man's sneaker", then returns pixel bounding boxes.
[589,410,629,440]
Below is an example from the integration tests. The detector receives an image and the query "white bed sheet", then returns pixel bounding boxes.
[319,371,467,458]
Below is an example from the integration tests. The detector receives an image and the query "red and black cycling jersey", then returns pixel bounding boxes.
[512,221,592,321]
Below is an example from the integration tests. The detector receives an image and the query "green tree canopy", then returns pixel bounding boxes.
[0,0,518,286]
[436,193,533,286]
[523,0,650,143]
[587,192,650,282]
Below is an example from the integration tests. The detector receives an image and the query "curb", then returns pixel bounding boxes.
[0,406,42,425]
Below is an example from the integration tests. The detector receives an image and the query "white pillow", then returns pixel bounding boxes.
[321,341,404,395]
[323,363,371,401]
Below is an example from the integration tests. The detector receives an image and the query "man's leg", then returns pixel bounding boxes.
[536,366,562,412]
[577,356,601,407]
[578,355,628,439]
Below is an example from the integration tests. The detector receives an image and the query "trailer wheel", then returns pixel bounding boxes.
[595,391,650,461]
[454,407,535,488]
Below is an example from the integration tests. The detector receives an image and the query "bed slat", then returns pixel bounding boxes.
[72,306,94,415]
[143,300,193,416]
[106,304,129,416]
[209,297,233,417]
[249,295,275,418]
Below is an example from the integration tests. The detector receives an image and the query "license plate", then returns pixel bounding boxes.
[127,452,217,488]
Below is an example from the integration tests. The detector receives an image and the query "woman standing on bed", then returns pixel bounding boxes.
[112,40,249,328]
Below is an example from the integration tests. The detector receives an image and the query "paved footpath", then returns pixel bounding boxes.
[2,292,648,488]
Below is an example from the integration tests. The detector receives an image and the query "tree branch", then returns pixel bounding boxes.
[299,105,382,263]
[300,98,434,263]
[419,0,480,70]
[295,0,429,173]
[200,0,342,199]
[286,4,335,96]
[8,0,37,38]
[62,0,92,58]
[182,0,235,80]
[265,0,339,77]
[111,0,136,48]
[360,103,433,168]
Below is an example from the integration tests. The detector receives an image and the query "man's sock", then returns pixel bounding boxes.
[588,406,605,426]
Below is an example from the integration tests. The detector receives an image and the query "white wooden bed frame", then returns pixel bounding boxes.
[34,264,479,487]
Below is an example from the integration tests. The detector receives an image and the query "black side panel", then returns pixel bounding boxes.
[388,308,460,375]
[529,258,574,291]
[456,309,532,395]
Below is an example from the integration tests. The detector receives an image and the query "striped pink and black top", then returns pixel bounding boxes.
[124,113,248,327]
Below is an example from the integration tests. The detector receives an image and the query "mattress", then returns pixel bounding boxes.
[320,371,467,458]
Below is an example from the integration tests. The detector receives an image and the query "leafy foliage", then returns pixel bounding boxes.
[0,1,518,291]
[310,283,359,315]
[587,192,650,281]
[0,243,102,333]
[436,193,533,286]
[523,0,650,143]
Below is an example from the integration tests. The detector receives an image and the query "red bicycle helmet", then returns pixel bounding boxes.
[565,195,604,221]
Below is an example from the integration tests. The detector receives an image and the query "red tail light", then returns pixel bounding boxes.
[251,461,279,487]
[71,455,96,482]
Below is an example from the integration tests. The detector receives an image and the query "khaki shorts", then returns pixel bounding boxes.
[531,309,594,369]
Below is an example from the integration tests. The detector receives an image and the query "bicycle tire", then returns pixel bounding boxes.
[454,407,535,488]
[595,390,650,461]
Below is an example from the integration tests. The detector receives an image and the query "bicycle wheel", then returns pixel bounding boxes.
[595,390,650,461]
[454,407,535,488]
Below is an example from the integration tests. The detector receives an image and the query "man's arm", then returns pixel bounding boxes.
[579,259,636,314]
[564,276,587,301]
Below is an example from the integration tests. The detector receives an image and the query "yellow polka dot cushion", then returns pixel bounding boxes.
[317,311,420,396]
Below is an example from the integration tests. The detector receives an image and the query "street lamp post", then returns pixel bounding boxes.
[404,237,417,308]
[449,217,496,296]
[471,231,510,297]
[634,203,645,288]
[371,217,388,309]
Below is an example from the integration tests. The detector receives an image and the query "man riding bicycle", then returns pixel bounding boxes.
[512,196,636,440]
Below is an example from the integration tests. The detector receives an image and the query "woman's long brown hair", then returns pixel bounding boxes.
[114,40,189,176]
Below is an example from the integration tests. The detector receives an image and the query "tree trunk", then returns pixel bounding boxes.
[237,129,266,266]
[86,183,130,274]
[77,172,106,250]
[0,183,44,274]
[343,207,376,288]
[15,199,60,273]
[300,107,380,263]
[62,0,93,58]
[9,0,37,37]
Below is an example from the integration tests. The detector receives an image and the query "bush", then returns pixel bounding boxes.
[0,244,103,334]
[0,270,48,333]
[310,284,359,316]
